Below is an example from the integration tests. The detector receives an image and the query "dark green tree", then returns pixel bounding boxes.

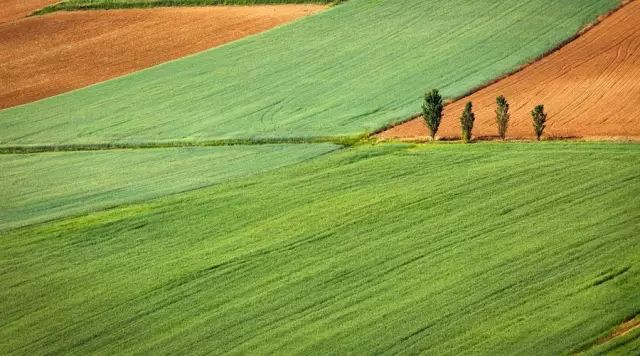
[422,89,444,140]
[495,95,510,140]
[531,105,548,141]
[459,101,475,143]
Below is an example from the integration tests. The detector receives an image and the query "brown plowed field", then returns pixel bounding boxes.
[378,1,640,141]
[0,5,325,109]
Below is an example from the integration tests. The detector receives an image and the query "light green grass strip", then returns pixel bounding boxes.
[0,0,620,145]
[1,142,639,354]
[0,143,338,230]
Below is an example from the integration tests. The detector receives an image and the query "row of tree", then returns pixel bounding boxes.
[421,89,548,142]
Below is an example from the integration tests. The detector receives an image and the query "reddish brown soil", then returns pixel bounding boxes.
[0,5,325,109]
[378,1,640,141]
[0,0,57,24]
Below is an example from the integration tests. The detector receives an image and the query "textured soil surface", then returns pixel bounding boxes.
[0,5,325,109]
[378,0,640,141]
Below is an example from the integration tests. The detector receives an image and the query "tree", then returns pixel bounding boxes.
[531,105,548,141]
[459,101,475,143]
[422,89,444,140]
[495,95,510,140]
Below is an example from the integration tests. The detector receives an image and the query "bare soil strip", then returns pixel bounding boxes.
[377,0,640,141]
[0,5,325,109]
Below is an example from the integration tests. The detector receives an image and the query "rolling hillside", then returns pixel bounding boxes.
[1,142,639,354]
[0,0,621,145]
[1,0,639,354]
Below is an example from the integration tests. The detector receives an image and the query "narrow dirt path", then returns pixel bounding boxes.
[0,5,326,109]
[573,315,640,354]
[377,0,640,141]
[596,316,640,345]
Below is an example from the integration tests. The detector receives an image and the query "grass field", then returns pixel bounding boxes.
[2,142,638,354]
[1,0,621,145]
[33,0,337,15]
[2,0,639,353]
[0,143,337,230]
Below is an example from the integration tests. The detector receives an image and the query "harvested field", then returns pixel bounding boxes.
[0,0,56,24]
[0,5,325,109]
[377,0,640,141]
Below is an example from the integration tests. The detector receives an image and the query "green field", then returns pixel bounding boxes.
[2,142,639,354]
[0,144,337,230]
[34,0,337,15]
[1,0,620,145]
[3,0,638,353]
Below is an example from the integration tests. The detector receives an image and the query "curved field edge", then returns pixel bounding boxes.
[0,143,338,231]
[32,0,340,16]
[1,5,327,109]
[0,0,622,145]
[376,0,640,141]
[1,142,639,354]
[0,0,56,23]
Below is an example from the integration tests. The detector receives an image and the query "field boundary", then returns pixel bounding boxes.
[373,136,640,145]
[0,135,365,154]
[2,4,329,110]
[31,0,344,16]
[4,136,640,155]
[371,0,635,138]
[5,133,640,154]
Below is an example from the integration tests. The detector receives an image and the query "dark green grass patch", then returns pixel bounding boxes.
[0,143,337,230]
[1,142,638,354]
[1,0,621,145]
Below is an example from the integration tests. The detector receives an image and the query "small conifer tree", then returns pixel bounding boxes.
[422,89,444,140]
[495,95,510,140]
[531,105,548,141]
[459,101,475,143]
